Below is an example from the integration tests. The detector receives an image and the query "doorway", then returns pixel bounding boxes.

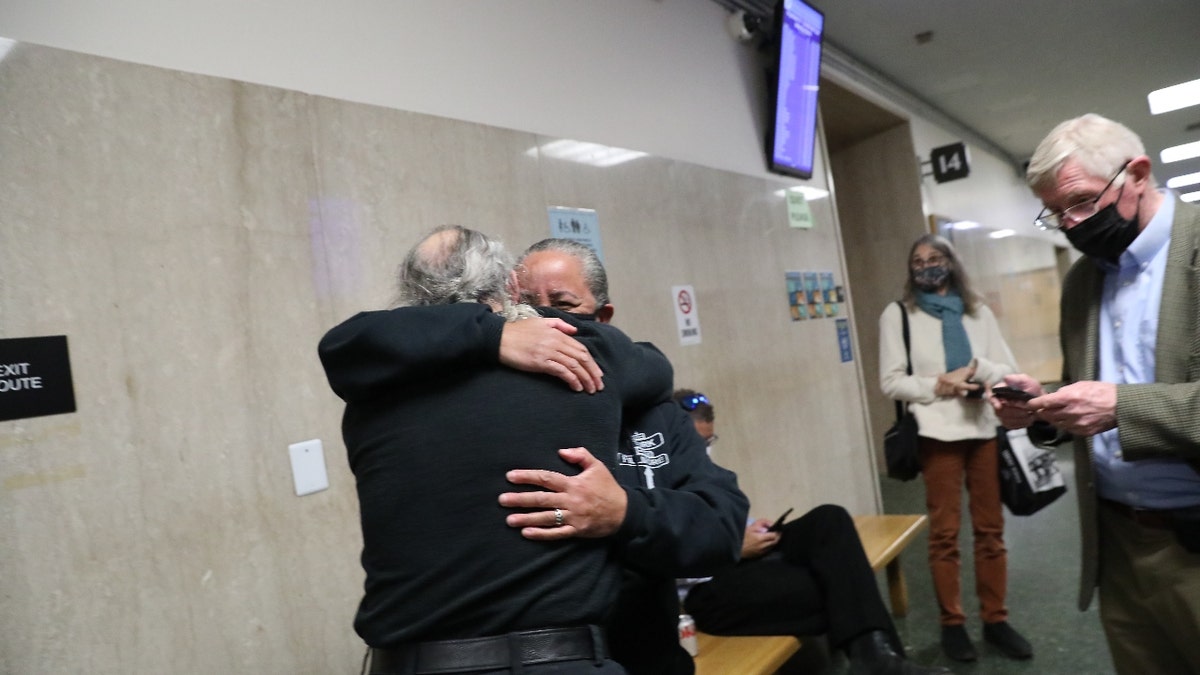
[820,78,927,470]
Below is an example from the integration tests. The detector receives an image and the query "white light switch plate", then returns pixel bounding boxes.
[288,439,329,497]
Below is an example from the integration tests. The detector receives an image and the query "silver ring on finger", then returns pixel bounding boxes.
[554,508,564,527]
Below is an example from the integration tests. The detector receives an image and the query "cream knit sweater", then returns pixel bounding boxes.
[879,300,1017,442]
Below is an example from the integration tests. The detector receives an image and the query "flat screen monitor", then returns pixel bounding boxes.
[767,0,825,180]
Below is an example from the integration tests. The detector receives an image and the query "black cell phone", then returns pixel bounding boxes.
[768,507,794,532]
[964,379,984,399]
[991,386,1034,402]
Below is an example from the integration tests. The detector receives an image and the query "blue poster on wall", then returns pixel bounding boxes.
[547,207,603,262]
[836,319,853,363]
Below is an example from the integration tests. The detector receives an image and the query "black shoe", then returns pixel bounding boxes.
[846,630,955,675]
[940,625,977,662]
[983,621,1032,659]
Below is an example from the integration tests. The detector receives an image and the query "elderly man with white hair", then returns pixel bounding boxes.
[994,114,1200,674]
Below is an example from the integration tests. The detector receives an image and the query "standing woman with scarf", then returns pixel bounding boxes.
[879,234,1032,665]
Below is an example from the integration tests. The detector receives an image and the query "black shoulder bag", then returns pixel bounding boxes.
[884,301,922,481]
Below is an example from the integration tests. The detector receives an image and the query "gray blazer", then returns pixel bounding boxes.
[1056,197,1200,610]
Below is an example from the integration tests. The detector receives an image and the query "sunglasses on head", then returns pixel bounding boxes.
[679,393,710,411]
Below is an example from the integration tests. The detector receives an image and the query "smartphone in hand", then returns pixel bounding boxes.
[768,507,794,532]
[964,379,985,399]
[991,386,1034,402]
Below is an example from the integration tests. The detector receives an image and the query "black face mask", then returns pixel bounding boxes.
[1064,192,1142,263]
[911,265,949,291]
[569,311,598,323]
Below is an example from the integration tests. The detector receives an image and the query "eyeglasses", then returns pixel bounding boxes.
[910,254,947,269]
[679,393,710,411]
[1033,160,1130,231]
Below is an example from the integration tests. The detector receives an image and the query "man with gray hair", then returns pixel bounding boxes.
[318,225,673,674]
[393,225,540,319]
[993,114,1200,673]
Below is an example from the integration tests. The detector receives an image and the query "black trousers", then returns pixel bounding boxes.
[683,504,900,653]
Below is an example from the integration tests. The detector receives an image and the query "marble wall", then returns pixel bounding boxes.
[0,43,878,672]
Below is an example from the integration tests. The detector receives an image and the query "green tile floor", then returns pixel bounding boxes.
[782,446,1115,674]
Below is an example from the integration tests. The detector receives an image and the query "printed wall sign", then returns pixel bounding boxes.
[837,319,854,363]
[930,142,971,183]
[671,285,702,346]
[0,335,77,422]
[785,272,808,321]
[547,207,604,262]
[786,191,814,229]
[785,271,844,321]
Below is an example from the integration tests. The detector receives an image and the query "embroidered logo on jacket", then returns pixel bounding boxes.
[618,431,670,489]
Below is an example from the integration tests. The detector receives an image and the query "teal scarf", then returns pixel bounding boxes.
[914,290,973,371]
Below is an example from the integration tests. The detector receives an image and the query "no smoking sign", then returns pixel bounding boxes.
[671,285,702,346]
[677,289,693,314]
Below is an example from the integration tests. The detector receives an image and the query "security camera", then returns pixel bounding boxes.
[726,10,761,43]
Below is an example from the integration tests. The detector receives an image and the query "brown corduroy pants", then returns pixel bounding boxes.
[918,435,1008,626]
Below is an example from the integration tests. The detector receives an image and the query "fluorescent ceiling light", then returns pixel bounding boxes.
[951,221,980,230]
[774,186,830,201]
[988,229,1016,239]
[1148,78,1200,115]
[1182,190,1200,203]
[1166,171,1200,189]
[526,140,647,168]
[1161,140,1200,164]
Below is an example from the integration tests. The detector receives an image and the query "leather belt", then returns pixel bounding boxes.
[369,626,607,674]
[1100,499,1177,530]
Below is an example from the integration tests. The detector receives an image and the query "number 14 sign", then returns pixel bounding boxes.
[930,142,970,184]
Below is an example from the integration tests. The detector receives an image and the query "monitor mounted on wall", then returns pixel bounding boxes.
[767,0,825,180]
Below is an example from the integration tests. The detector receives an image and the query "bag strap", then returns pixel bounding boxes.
[894,301,912,422]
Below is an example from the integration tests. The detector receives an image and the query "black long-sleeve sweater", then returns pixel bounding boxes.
[318,304,673,647]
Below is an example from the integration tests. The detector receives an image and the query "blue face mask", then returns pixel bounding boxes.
[912,265,949,291]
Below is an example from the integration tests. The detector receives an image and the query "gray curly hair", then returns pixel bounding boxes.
[394,225,539,322]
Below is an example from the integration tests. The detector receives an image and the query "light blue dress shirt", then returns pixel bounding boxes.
[1094,193,1200,509]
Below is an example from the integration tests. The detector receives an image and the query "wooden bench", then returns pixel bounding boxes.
[853,513,928,617]
[692,513,927,674]
[693,632,801,675]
